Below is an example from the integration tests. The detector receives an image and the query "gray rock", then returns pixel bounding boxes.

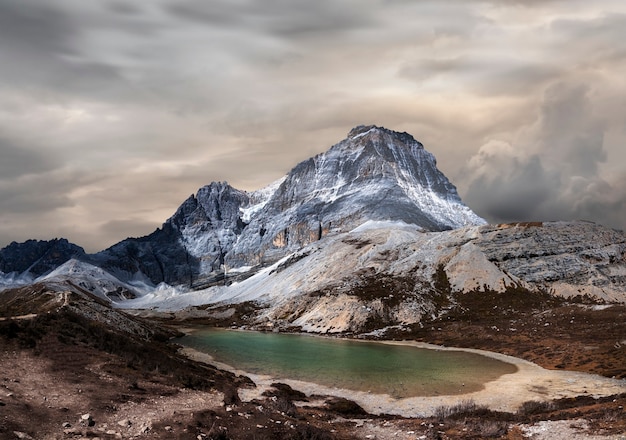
[0,238,85,278]
[80,413,95,427]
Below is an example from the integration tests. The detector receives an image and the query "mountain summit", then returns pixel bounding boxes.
[90,125,485,286]
[227,125,484,267]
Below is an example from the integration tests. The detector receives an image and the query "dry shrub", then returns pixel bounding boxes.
[518,400,554,416]
[434,399,489,421]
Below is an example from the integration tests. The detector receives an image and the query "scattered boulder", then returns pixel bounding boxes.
[117,419,131,428]
[80,413,95,427]
[325,397,368,416]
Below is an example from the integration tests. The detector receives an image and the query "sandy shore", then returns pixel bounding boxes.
[179,335,626,418]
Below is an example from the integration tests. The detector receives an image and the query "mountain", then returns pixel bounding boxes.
[0,239,85,288]
[38,259,144,302]
[90,125,486,287]
[124,220,626,333]
[3,124,625,337]
[226,125,485,268]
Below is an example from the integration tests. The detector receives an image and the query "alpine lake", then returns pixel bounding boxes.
[177,328,518,398]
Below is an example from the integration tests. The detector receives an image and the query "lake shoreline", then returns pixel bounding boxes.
[174,326,626,417]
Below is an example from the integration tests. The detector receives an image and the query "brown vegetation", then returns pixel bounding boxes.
[2,278,625,439]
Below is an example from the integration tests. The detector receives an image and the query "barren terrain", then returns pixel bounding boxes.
[1,285,626,439]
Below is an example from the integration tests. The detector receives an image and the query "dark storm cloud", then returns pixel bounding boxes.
[463,79,625,230]
[0,0,625,250]
[0,0,76,55]
[538,82,607,178]
[464,151,560,221]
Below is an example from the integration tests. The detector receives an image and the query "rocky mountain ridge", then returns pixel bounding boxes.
[124,220,626,333]
[1,125,626,336]
[2,125,484,289]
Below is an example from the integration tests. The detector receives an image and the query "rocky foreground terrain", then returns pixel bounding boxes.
[1,282,625,440]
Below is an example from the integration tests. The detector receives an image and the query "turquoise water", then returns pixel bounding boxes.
[178,328,517,398]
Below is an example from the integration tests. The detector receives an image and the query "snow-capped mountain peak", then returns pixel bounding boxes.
[225,125,485,268]
[69,125,485,288]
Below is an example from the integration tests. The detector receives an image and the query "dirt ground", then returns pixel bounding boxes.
[1,292,626,439]
[2,334,625,440]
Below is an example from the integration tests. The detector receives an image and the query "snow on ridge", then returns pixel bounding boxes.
[350,127,376,140]
[350,220,421,234]
[240,175,286,222]
[0,271,34,290]
[396,176,486,228]
[38,259,151,301]
[120,251,298,311]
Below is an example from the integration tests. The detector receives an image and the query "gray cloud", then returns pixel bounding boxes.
[398,56,561,96]
[463,79,626,230]
[0,169,85,214]
[166,0,373,37]
[106,2,143,16]
[99,218,161,241]
[0,139,58,180]
[1,0,626,251]
[537,82,607,177]
[0,0,76,55]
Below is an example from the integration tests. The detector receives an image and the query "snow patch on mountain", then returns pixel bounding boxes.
[350,220,421,233]
[38,259,148,302]
[0,271,34,291]
[241,176,286,222]
[119,221,626,325]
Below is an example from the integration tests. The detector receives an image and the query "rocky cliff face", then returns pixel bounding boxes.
[88,182,250,287]
[472,221,626,300]
[0,239,85,280]
[125,220,626,333]
[91,125,486,286]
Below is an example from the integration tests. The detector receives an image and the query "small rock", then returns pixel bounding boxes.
[164,426,173,432]
[13,432,35,440]
[117,419,131,428]
[62,422,71,428]
[80,413,95,427]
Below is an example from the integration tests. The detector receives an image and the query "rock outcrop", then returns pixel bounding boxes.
[0,239,85,286]
[125,220,626,333]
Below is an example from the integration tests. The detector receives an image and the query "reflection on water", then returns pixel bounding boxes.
[177,328,517,398]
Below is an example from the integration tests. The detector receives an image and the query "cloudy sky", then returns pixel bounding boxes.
[1,0,626,252]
